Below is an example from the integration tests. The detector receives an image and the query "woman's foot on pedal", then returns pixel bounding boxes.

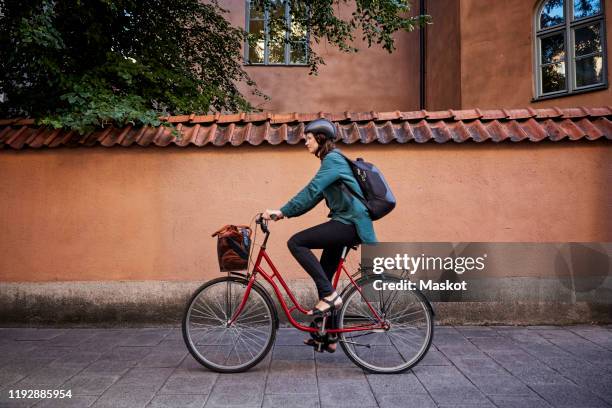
[307,292,343,316]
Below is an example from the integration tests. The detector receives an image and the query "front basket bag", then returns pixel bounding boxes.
[211,224,252,272]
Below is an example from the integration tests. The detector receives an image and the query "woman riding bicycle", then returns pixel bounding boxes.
[263,118,378,352]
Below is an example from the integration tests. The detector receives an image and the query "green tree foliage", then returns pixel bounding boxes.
[0,0,430,133]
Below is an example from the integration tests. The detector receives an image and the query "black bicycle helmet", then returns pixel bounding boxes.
[304,118,336,140]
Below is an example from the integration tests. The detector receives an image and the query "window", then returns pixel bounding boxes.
[245,0,308,65]
[534,0,607,99]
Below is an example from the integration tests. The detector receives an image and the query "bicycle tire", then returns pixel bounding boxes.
[338,274,434,374]
[182,276,278,373]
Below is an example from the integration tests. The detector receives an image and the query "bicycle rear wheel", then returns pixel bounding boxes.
[182,276,277,373]
[338,274,434,373]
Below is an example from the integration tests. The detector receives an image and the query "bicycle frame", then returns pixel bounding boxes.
[228,223,386,334]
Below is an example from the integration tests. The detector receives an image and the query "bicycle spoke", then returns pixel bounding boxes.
[184,279,275,372]
[338,276,433,373]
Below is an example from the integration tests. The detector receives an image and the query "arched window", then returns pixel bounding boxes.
[534,0,607,99]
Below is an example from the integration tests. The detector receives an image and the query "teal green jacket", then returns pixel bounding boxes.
[280,149,378,244]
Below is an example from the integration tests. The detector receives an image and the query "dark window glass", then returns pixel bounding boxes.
[541,34,566,64]
[542,62,567,92]
[541,0,565,28]
[575,55,603,86]
[290,42,307,64]
[573,0,601,20]
[574,24,602,56]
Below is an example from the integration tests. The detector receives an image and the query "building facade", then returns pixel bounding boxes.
[226,0,610,112]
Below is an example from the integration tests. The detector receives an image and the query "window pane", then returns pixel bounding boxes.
[290,42,307,64]
[576,55,603,86]
[542,62,566,93]
[267,0,286,63]
[269,0,286,20]
[269,38,285,63]
[248,19,265,63]
[573,0,601,19]
[541,34,565,64]
[540,0,564,28]
[249,0,265,20]
[574,24,602,56]
[289,19,307,42]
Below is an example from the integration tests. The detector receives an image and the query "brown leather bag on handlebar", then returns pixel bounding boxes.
[211,224,252,272]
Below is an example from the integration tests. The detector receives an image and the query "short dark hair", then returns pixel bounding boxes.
[314,133,336,160]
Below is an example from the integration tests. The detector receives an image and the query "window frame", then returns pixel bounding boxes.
[533,0,608,100]
[244,0,309,67]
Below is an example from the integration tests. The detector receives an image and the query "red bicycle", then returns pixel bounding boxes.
[182,214,434,373]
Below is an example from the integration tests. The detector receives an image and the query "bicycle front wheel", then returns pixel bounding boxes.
[182,276,277,373]
[338,274,434,373]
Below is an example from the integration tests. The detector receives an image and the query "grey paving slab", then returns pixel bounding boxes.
[418,348,452,365]
[48,351,102,369]
[98,346,153,366]
[44,330,99,347]
[413,365,492,406]
[75,330,133,352]
[0,372,25,390]
[318,379,378,408]
[0,358,58,379]
[147,394,207,408]
[272,345,314,360]
[34,395,98,407]
[118,329,171,347]
[178,356,207,372]
[455,326,500,338]
[451,356,508,377]
[81,360,133,374]
[265,360,317,394]
[568,326,612,350]
[158,370,217,395]
[530,384,611,407]
[262,394,320,408]
[90,385,157,408]
[12,329,67,342]
[0,390,40,408]
[110,367,174,391]
[206,382,265,407]
[13,366,83,388]
[274,329,307,346]
[18,347,72,361]
[0,326,611,408]
[137,348,187,368]
[366,372,428,397]
[375,393,437,408]
[61,372,123,396]
[489,395,553,408]
[313,350,353,368]
[466,374,535,396]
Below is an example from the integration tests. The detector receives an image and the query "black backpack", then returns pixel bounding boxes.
[335,152,396,221]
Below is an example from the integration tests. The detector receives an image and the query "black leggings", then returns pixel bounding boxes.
[287,220,361,299]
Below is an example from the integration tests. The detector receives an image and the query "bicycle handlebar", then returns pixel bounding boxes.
[255,213,270,234]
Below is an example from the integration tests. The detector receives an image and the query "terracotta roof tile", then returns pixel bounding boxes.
[1,106,610,149]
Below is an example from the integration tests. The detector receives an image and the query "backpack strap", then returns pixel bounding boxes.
[332,152,369,209]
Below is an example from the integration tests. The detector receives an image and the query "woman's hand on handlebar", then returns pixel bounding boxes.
[263,209,284,221]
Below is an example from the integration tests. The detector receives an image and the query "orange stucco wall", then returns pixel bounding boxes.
[458,0,611,108]
[1,142,610,283]
[223,0,421,112]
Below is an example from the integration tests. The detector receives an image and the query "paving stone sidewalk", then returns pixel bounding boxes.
[1,326,612,408]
